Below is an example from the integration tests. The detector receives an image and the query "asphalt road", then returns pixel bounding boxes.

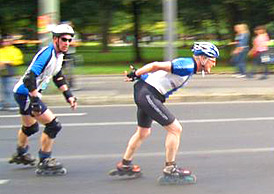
[1,101,274,194]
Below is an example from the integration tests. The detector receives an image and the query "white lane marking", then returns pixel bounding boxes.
[0,179,10,184]
[48,100,274,108]
[1,117,274,129]
[58,147,274,160]
[181,117,274,123]
[0,113,87,118]
[0,147,273,162]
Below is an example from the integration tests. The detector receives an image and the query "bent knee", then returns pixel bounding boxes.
[165,120,183,134]
[21,122,39,137]
[137,127,151,139]
[44,118,62,139]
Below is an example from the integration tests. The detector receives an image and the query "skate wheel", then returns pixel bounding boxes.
[35,168,67,176]
[108,169,127,176]
[109,169,119,176]
[58,168,67,175]
[184,174,197,184]
[157,174,197,185]
[108,169,142,178]
[23,162,35,166]
[131,172,142,178]
[35,169,44,176]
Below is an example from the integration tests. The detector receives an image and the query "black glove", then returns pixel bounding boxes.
[30,96,42,113]
[127,66,140,81]
[63,90,77,103]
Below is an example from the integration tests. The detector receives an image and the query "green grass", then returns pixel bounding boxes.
[19,45,274,75]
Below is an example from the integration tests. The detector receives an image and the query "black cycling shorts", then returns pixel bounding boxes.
[134,80,175,128]
[14,93,47,116]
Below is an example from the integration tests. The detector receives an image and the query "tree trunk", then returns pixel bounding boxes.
[225,2,241,38]
[100,0,113,52]
[132,0,142,62]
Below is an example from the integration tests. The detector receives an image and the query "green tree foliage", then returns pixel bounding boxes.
[0,0,37,36]
[1,0,274,41]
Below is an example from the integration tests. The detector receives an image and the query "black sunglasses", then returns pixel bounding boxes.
[61,37,72,42]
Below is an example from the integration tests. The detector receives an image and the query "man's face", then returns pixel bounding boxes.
[199,56,216,73]
[203,57,216,73]
[55,34,72,53]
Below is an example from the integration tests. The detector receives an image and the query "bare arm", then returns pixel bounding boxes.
[135,61,172,76]
[124,61,172,82]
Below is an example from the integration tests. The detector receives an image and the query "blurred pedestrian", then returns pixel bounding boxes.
[62,21,81,89]
[248,25,270,79]
[110,42,219,183]
[230,24,250,78]
[0,35,23,110]
[9,24,77,176]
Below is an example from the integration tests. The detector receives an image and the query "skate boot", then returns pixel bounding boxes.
[109,161,142,178]
[158,164,196,185]
[35,158,67,176]
[9,153,36,166]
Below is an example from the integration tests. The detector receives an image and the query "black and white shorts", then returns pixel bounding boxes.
[134,80,175,128]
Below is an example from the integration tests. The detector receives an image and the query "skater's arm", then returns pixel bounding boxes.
[135,61,172,76]
[58,84,77,110]
[124,61,172,82]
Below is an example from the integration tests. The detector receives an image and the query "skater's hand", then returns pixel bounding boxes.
[68,96,77,110]
[63,90,77,110]
[124,65,140,82]
[30,96,42,116]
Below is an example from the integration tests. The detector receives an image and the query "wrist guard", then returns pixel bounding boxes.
[127,67,140,81]
[63,90,74,102]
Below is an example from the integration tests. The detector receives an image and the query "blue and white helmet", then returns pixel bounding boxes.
[192,42,219,58]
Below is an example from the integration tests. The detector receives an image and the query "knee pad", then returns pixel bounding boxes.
[44,118,62,139]
[22,122,39,137]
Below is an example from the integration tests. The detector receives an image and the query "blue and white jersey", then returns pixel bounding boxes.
[13,43,64,96]
[141,57,196,98]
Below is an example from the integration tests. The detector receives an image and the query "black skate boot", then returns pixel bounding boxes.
[9,153,36,166]
[109,161,142,178]
[158,164,196,185]
[35,158,67,176]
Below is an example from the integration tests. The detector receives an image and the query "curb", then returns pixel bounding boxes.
[42,93,274,106]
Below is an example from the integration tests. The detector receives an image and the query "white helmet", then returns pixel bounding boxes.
[52,24,74,37]
[192,42,219,58]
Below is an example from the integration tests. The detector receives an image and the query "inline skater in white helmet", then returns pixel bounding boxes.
[10,23,77,176]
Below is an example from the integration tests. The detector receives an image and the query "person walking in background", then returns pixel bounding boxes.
[230,23,250,78]
[62,21,81,89]
[248,25,270,79]
[0,35,24,111]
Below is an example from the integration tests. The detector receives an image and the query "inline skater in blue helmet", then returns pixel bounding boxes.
[110,42,220,184]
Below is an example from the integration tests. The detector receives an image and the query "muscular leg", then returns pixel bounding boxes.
[34,109,56,153]
[19,109,56,153]
[18,115,37,148]
[164,119,182,163]
[123,126,151,161]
